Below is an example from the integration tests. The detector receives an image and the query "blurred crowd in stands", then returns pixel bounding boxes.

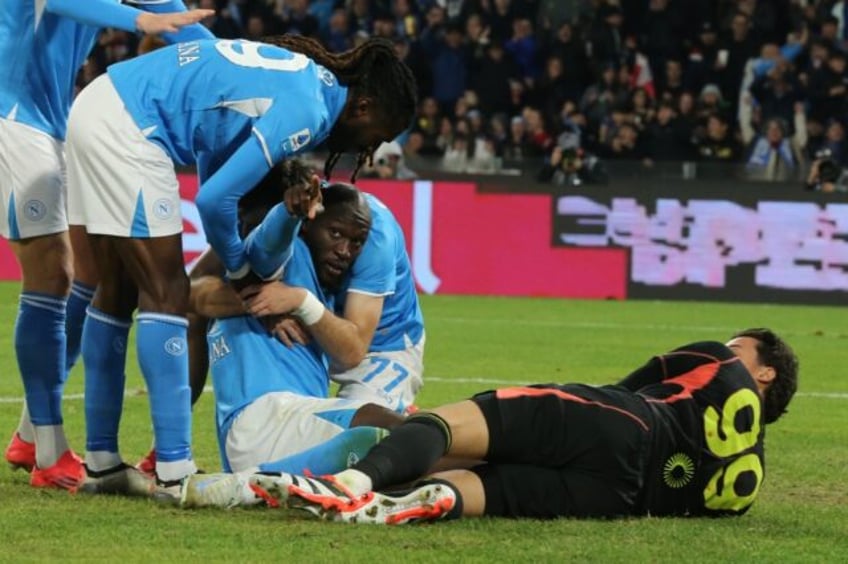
[79,0,848,188]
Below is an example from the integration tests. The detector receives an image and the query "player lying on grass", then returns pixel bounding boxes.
[182,329,798,523]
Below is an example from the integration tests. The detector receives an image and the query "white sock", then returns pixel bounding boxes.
[335,469,373,496]
[16,404,35,443]
[156,458,197,483]
[33,425,69,468]
[85,450,123,473]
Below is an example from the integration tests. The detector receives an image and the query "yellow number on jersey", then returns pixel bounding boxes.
[703,388,761,458]
[703,453,763,512]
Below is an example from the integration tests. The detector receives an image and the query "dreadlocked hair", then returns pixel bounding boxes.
[262,34,418,182]
[237,159,315,236]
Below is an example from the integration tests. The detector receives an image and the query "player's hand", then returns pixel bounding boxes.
[260,315,311,347]
[240,281,306,317]
[135,9,215,35]
[284,173,324,220]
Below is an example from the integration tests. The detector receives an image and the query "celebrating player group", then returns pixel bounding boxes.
[1,0,798,524]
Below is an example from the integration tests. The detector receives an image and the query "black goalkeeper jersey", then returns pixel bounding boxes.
[618,341,765,517]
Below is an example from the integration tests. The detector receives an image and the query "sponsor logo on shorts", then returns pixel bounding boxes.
[23,200,46,222]
[153,198,175,220]
[663,452,695,489]
[164,337,187,356]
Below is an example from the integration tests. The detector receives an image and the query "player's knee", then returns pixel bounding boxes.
[406,412,453,452]
[138,271,190,315]
[351,403,405,430]
[18,235,73,295]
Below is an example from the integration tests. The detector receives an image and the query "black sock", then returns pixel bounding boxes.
[352,412,451,491]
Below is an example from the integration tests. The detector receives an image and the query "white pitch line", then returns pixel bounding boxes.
[430,317,848,339]
[1,379,846,402]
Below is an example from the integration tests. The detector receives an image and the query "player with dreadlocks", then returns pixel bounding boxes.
[64,35,417,499]
[262,35,417,181]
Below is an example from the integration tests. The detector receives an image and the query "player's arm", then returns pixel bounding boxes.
[616,341,733,391]
[243,283,382,369]
[243,203,303,281]
[125,0,215,42]
[195,137,272,280]
[45,0,213,36]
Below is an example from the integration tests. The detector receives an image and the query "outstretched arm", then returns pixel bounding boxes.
[46,0,213,36]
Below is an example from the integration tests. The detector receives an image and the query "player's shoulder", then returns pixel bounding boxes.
[664,341,735,361]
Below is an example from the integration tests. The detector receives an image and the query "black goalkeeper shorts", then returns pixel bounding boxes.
[469,383,652,519]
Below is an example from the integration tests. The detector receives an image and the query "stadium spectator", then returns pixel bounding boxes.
[696,112,743,163]
[421,21,469,113]
[471,41,518,117]
[362,141,418,179]
[742,100,808,181]
[323,7,352,52]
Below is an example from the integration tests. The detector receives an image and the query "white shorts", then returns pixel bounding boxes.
[331,333,425,414]
[66,74,182,237]
[0,117,67,240]
[224,391,369,472]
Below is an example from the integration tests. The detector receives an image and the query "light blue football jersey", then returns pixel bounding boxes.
[0,0,211,140]
[335,194,424,352]
[210,237,333,441]
[106,38,347,273]
[107,38,347,168]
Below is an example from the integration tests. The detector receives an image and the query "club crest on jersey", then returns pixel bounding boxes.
[23,200,46,222]
[286,128,312,152]
[165,337,187,356]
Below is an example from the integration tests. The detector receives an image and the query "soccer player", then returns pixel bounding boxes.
[197,329,798,522]
[192,181,404,481]
[242,190,425,415]
[1,0,214,491]
[66,36,417,497]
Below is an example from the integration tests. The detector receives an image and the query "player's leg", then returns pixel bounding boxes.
[66,225,98,372]
[65,72,195,491]
[115,235,195,488]
[224,392,392,475]
[1,116,82,487]
[7,228,95,473]
[333,334,424,414]
[78,234,152,495]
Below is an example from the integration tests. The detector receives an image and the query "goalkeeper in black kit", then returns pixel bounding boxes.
[183,328,798,524]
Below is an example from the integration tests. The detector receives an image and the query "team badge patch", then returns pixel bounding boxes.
[164,337,187,356]
[287,128,312,152]
[663,452,695,489]
[23,200,46,222]
[153,198,175,220]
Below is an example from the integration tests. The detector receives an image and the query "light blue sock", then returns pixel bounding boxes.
[65,281,95,376]
[136,313,192,464]
[82,307,130,455]
[15,293,67,426]
[257,426,386,475]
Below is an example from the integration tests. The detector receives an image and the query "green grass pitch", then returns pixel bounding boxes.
[1,282,846,562]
